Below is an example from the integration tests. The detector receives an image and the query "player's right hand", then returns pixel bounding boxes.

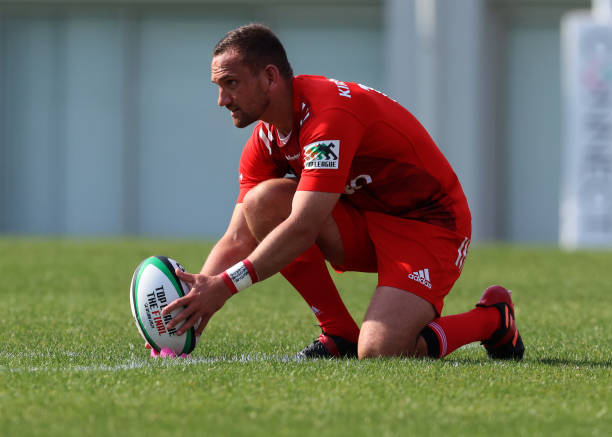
[162,269,231,337]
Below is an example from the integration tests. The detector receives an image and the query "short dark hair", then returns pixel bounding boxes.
[213,24,294,79]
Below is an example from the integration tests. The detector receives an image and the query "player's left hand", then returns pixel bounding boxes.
[162,269,232,337]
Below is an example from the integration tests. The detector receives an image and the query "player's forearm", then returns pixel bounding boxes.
[201,235,257,276]
[218,191,338,295]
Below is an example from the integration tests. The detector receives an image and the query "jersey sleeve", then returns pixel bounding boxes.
[297,108,365,193]
[237,123,285,203]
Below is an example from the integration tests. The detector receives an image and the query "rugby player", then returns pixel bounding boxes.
[160,24,524,360]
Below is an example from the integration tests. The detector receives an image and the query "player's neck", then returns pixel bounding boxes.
[261,78,294,136]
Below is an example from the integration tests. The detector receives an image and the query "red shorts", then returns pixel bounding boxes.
[331,201,471,316]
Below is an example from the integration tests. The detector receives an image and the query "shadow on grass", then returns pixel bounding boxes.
[440,356,612,369]
[533,357,612,369]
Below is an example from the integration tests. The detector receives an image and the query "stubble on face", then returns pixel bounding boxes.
[211,51,271,128]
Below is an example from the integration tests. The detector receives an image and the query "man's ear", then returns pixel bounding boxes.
[262,64,281,91]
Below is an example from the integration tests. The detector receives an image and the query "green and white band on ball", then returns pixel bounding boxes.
[221,259,258,295]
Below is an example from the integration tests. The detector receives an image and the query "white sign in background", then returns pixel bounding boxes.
[560,9,612,249]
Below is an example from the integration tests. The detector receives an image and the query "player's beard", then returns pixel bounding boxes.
[231,90,270,128]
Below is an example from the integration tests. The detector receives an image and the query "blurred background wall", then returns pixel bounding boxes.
[0,0,591,242]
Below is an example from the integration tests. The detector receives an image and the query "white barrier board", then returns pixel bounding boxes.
[560,11,612,248]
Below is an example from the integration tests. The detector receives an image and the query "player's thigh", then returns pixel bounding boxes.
[242,177,297,219]
[357,212,470,358]
[359,286,436,358]
[243,180,375,271]
[317,200,377,272]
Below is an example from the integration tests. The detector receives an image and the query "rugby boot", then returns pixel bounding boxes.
[296,332,358,359]
[476,285,525,360]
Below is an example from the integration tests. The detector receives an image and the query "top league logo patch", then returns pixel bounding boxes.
[303,140,340,169]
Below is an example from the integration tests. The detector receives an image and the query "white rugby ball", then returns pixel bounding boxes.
[130,255,198,354]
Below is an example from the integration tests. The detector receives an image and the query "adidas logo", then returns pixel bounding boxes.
[408,268,432,289]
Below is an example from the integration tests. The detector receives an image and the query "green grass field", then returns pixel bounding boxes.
[0,238,610,436]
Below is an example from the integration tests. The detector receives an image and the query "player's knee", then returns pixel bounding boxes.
[357,317,423,359]
[242,178,296,240]
[243,178,295,214]
[358,342,386,359]
[357,336,416,359]
[358,343,406,360]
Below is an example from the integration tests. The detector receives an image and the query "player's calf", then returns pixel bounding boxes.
[244,179,361,349]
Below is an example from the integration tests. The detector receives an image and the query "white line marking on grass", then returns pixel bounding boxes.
[1,354,297,374]
[0,350,81,359]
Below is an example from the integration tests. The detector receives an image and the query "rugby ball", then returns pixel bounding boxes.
[130,256,198,354]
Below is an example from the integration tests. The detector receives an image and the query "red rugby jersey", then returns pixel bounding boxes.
[237,75,471,236]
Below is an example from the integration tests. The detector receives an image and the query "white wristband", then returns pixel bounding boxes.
[221,259,258,294]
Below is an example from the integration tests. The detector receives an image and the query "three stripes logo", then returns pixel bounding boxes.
[455,237,470,271]
[408,268,432,289]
